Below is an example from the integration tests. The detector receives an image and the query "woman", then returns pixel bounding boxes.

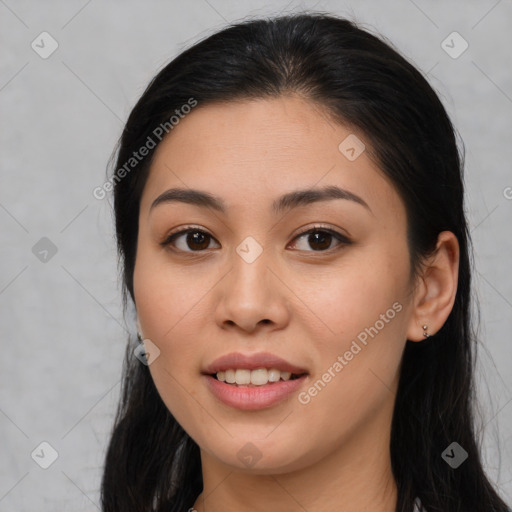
[100,12,511,512]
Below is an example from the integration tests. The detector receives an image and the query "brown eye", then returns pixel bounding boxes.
[161,228,220,252]
[289,227,351,252]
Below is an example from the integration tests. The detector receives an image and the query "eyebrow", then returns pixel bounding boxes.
[149,185,371,215]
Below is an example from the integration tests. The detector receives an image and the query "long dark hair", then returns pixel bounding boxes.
[101,12,510,512]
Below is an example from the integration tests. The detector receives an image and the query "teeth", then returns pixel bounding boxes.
[215,368,298,386]
[267,369,281,382]
[251,368,268,385]
[235,369,251,385]
[225,369,236,384]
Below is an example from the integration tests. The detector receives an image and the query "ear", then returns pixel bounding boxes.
[406,231,460,341]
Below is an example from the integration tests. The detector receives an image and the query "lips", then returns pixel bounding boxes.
[202,352,309,410]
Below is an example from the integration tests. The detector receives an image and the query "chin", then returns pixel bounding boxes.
[201,434,318,475]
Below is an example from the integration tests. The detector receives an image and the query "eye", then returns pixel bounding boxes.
[160,225,351,253]
[160,226,220,252]
[288,225,351,252]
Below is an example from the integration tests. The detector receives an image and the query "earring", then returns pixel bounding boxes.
[422,325,431,338]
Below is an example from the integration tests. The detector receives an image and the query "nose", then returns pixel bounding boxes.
[214,247,290,334]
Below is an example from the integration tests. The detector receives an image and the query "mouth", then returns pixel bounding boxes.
[202,352,309,410]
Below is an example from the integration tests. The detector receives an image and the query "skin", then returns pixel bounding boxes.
[133,95,459,512]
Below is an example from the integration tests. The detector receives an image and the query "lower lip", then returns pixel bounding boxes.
[204,374,308,410]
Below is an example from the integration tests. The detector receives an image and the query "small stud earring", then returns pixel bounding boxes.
[422,325,431,338]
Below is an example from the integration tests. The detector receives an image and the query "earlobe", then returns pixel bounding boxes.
[406,231,460,342]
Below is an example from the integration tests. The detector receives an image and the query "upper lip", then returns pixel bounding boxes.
[203,352,308,375]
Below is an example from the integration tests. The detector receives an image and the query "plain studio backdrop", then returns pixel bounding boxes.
[0,1,511,510]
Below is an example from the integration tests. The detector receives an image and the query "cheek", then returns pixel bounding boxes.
[300,247,409,346]
[292,267,408,454]
[133,250,208,430]
[133,254,192,404]
[133,243,208,341]
[296,245,410,407]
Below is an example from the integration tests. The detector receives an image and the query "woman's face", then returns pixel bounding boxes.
[133,95,417,473]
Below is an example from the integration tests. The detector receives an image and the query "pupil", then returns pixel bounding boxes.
[188,232,209,250]
[309,232,331,251]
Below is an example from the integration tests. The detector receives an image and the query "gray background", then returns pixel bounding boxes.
[1,0,511,510]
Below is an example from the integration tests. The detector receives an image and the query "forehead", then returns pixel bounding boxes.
[140,95,405,223]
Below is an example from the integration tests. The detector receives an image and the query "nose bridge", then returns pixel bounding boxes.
[214,234,288,332]
[230,235,272,300]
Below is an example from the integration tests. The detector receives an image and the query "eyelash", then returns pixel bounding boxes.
[160,224,352,254]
